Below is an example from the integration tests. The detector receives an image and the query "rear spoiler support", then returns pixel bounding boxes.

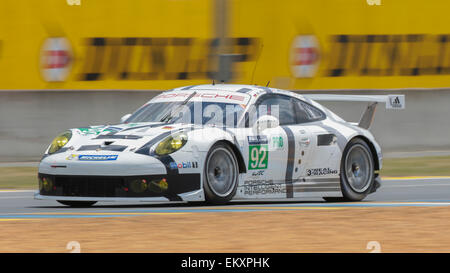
[303,94,405,129]
[358,102,378,129]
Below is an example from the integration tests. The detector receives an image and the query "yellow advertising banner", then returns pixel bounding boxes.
[0,0,221,90]
[2,0,450,90]
[231,0,450,89]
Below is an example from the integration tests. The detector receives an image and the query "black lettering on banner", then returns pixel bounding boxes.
[324,34,450,77]
[81,37,106,81]
[77,37,260,81]
[327,35,348,77]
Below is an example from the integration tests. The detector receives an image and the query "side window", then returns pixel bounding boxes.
[257,95,296,125]
[293,99,325,123]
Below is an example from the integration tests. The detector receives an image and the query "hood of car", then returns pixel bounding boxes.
[67,122,196,153]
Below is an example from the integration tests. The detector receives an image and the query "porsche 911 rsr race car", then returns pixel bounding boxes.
[34,84,405,207]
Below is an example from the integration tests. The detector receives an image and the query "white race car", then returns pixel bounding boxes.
[35,84,404,207]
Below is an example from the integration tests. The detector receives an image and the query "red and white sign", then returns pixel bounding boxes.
[290,35,320,78]
[40,37,73,82]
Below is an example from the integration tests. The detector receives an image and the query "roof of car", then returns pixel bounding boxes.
[171,84,276,93]
[154,84,335,118]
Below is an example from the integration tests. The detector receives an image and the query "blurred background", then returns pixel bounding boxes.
[1,0,449,161]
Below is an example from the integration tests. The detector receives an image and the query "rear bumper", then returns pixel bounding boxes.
[36,173,203,202]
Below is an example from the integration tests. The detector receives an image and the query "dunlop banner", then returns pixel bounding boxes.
[2,0,450,90]
[0,0,259,90]
[230,0,450,89]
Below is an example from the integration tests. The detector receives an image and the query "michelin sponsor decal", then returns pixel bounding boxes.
[66,154,118,161]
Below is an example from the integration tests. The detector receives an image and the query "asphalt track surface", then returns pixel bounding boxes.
[1,178,450,220]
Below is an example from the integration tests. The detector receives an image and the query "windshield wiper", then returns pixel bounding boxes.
[159,91,197,123]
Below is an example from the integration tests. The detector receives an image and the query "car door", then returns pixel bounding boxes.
[273,97,317,198]
[240,94,300,199]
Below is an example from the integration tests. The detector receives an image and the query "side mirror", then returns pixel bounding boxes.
[120,113,132,124]
[253,115,280,133]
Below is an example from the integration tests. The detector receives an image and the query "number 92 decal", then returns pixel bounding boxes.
[248,144,268,170]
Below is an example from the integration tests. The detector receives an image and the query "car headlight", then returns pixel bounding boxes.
[155,132,188,155]
[48,131,72,154]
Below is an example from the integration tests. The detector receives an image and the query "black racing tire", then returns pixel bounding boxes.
[57,201,97,207]
[324,138,375,202]
[203,142,239,205]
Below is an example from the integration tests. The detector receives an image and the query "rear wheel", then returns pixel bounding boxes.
[57,201,97,207]
[203,142,239,204]
[324,138,375,202]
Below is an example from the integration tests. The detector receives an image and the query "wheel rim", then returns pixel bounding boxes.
[344,144,373,193]
[206,147,237,197]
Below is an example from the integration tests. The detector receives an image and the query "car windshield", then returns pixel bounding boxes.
[125,101,246,127]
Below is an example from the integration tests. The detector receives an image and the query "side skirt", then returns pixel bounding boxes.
[234,177,343,199]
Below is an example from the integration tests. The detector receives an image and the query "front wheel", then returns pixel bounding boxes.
[324,138,375,202]
[57,201,97,207]
[203,142,239,205]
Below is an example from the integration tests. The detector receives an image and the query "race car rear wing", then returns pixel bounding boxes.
[303,94,405,129]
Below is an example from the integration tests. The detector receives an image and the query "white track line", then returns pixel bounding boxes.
[382,176,450,181]
[383,184,450,188]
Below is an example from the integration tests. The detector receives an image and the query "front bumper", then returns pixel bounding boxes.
[39,152,168,176]
[34,189,204,203]
[36,173,202,202]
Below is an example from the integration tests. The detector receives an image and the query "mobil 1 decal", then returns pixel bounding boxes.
[248,135,268,170]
